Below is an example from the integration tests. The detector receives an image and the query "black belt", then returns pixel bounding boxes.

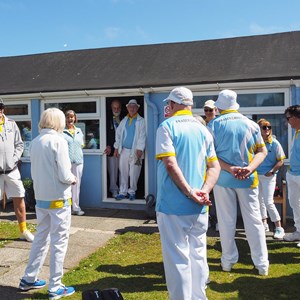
[0,168,15,175]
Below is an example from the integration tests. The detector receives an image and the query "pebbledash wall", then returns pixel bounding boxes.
[13,83,300,217]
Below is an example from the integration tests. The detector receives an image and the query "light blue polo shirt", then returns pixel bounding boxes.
[289,130,300,175]
[208,110,265,188]
[155,110,217,215]
[256,136,285,175]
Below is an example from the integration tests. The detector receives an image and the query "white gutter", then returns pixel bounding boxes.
[1,79,300,100]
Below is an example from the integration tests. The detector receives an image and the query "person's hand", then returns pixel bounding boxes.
[104,145,111,155]
[136,150,143,158]
[231,166,252,180]
[113,149,119,158]
[190,188,212,206]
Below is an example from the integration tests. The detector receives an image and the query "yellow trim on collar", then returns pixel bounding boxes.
[220,110,239,115]
[172,110,193,117]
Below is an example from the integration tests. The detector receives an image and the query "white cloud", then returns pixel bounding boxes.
[104,27,122,39]
[249,22,288,35]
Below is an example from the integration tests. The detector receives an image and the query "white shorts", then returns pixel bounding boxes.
[0,168,25,199]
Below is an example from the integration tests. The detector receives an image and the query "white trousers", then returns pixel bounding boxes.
[258,174,281,222]
[107,156,119,193]
[119,148,142,195]
[71,163,83,212]
[22,205,71,292]
[157,212,208,300]
[286,172,300,232]
[213,185,269,271]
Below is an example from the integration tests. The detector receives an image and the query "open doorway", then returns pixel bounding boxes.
[104,96,145,202]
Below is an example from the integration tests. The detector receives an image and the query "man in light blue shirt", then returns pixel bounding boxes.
[283,105,300,244]
[156,87,220,300]
[208,89,269,276]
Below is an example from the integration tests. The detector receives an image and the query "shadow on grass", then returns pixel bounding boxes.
[210,273,300,299]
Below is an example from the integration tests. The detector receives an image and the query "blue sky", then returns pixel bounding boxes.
[1,0,300,57]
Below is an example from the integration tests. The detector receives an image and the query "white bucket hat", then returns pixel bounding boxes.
[215,89,239,110]
[126,99,140,107]
[163,87,193,106]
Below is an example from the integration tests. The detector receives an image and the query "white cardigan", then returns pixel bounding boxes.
[30,129,76,201]
[114,114,146,158]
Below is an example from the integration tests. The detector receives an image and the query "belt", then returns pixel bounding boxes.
[36,198,72,209]
[0,167,16,175]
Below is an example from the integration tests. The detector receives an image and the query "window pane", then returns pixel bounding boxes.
[250,114,288,158]
[45,102,96,113]
[16,121,32,157]
[193,95,218,109]
[75,120,100,149]
[193,92,285,108]
[5,104,28,115]
[237,93,284,107]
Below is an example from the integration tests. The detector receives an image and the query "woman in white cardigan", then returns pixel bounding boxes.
[19,108,77,300]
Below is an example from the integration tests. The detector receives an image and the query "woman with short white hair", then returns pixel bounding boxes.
[19,108,77,299]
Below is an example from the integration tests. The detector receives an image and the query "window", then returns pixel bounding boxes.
[193,89,290,159]
[4,102,32,159]
[43,98,100,150]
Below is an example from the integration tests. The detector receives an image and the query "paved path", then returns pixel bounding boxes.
[0,204,158,299]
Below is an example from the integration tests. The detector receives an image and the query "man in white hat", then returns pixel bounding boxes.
[207,89,269,276]
[113,99,146,200]
[203,99,217,124]
[156,87,220,300]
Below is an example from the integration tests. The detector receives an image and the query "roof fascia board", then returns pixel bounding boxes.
[1,80,299,100]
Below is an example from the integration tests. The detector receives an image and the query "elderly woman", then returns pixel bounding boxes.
[63,110,85,216]
[257,119,286,239]
[19,108,76,299]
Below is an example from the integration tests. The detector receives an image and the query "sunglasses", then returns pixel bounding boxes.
[261,126,272,130]
[261,125,272,130]
[204,108,214,112]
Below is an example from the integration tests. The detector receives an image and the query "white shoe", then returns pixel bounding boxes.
[283,231,300,242]
[73,210,85,216]
[215,223,219,232]
[263,223,270,232]
[257,268,268,276]
[274,227,285,239]
[221,262,233,272]
[20,230,34,242]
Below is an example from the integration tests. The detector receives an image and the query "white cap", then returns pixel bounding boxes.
[163,87,193,106]
[203,100,215,109]
[126,99,140,107]
[215,89,239,110]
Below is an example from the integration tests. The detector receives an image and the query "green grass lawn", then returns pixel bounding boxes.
[30,231,300,300]
[1,221,299,299]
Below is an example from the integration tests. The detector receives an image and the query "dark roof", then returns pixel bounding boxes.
[1,31,300,95]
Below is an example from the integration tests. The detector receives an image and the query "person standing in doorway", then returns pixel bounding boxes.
[156,87,220,300]
[0,99,34,242]
[257,119,285,239]
[114,99,146,201]
[283,105,300,244]
[63,110,85,216]
[104,99,123,198]
[208,89,269,276]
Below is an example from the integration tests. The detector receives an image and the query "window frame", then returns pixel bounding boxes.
[3,100,32,161]
[41,97,102,154]
[192,87,291,163]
